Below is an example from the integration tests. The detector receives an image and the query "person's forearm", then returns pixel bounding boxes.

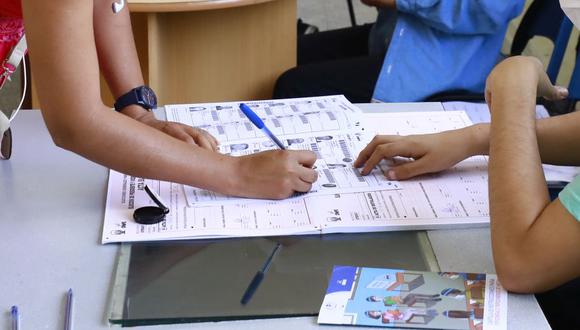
[486,61,552,279]
[535,111,580,165]
[465,111,580,166]
[488,91,549,237]
[24,0,233,191]
[55,104,239,194]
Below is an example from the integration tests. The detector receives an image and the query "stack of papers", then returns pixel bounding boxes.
[103,95,492,243]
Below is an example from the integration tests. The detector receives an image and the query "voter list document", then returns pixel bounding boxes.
[102,97,490,244]
[166,95,400,205]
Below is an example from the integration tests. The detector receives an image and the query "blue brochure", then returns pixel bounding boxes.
[318,266,507,330]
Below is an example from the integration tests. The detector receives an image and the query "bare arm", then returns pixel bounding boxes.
[355,81,580,179]
[453,110,580,167]
[354,57,580,291]
[92,0,143,102]
[485,57,580,292]
[22,0,317,199]
[92,1,218,149]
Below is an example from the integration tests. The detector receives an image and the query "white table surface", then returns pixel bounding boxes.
[0,104,550,329]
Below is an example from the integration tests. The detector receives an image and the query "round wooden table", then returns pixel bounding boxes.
[126,0,297,105]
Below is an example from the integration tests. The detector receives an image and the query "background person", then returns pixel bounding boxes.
[274,0,524,103]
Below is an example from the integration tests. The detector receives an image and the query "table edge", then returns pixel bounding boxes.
[128,0,276,13]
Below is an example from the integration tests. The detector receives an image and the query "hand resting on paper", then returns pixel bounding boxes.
[353,126,487,180]
[135,111,219,152]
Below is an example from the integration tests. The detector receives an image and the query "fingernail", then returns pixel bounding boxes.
[387,170,397,180]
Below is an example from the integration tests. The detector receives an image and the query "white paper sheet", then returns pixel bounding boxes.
[166,95,401,205]
[165,95,362,143]
[102,103,491,244]
[442,101,549,123]
[181,131,401,204]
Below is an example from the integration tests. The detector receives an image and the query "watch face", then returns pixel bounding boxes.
[140,86,158,109]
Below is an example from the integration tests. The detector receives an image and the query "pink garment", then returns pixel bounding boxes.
[0,0,24,88]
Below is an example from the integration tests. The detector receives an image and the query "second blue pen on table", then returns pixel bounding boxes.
[239,103,286,150]
[64,288,74,330]
[11,306,19,330]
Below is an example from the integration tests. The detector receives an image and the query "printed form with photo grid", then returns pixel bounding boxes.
[102,95,490,243]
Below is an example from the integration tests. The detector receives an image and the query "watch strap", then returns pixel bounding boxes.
[114,86,156,112]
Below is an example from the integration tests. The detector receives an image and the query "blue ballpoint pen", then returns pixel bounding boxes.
[239,103,286,150]
[11,306,19,330]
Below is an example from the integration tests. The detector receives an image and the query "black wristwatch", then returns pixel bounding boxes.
[114,85,158,112]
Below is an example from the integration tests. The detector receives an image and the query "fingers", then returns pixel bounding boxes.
[354,135,399,168]
[543,85,569,101]
[296,165,318,184]
[536,68,568,101]
[168,127,197,145]
[291,166,317,194]
[387,158,430,180]
[209,133,219,150]
[187,127,219,151]
[196,137,213,150]
[195,128,218,151]
[155,121,219,151]
[360,140,415,175]
[291,150,317,168]
[292,176,313,193]
[287,151,318,193]
[170,125,217,151]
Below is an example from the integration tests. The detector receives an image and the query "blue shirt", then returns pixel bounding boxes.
[559,175,580,221]
[371,0,525,102]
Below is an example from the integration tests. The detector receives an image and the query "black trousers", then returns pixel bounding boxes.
[535,274,580,329]
[273,24,385,103]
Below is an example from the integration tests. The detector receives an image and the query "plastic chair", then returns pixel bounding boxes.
[510,0,566,59]
[346,0,357,27]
